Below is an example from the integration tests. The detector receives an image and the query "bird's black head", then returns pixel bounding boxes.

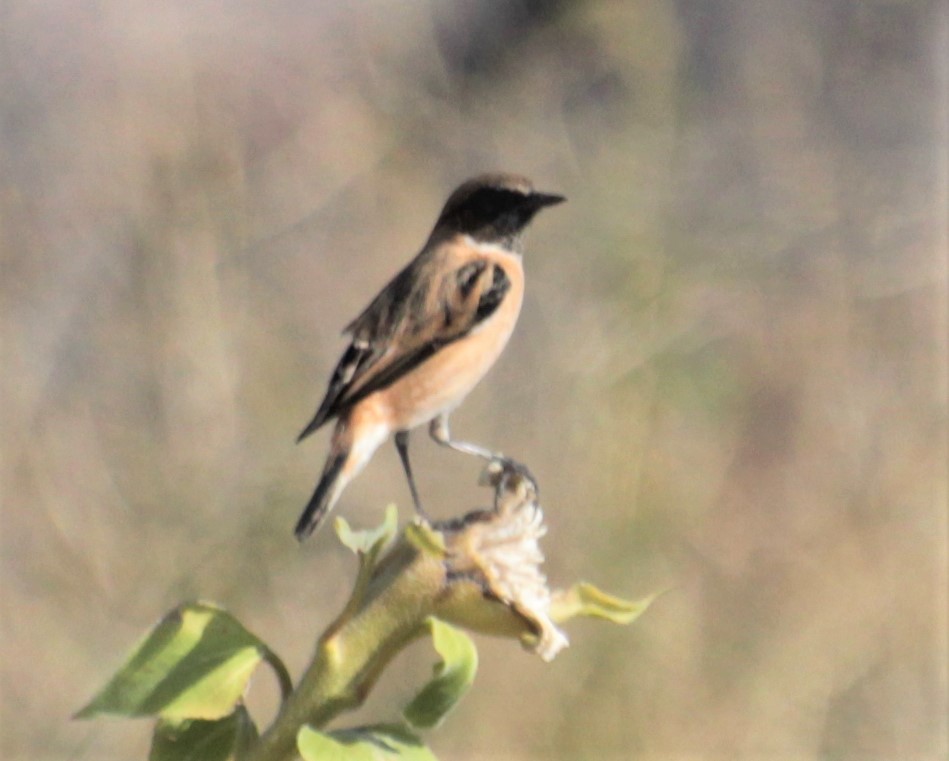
[432,173,565,249]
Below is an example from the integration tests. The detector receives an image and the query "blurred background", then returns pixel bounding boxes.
[2,1,947,759]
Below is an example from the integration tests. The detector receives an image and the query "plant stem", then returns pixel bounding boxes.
[243,540,446,761]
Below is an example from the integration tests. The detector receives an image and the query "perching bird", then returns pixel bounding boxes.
[294,172,565,540]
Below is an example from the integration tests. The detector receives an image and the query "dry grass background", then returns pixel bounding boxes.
[2,1,947,759]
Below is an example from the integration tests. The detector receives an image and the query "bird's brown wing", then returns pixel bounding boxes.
[297,254,511,441]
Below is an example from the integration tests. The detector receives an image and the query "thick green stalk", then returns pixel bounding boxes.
[243,540,446,761]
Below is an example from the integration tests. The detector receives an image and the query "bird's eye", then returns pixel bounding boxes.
[471,188,517,220]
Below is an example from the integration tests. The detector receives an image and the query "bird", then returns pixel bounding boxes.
[294,172,565,541]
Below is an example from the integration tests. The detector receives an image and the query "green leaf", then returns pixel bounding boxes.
[76,602,287,721]
[335,506,401,605]
[403,521,446,557]
[298,723,437,761]
[549,583,661,625]
[335,504,398,557]
[402,618,477,730]
[149,706,258,761]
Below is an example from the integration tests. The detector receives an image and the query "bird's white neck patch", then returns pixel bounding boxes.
[462,234,522,259]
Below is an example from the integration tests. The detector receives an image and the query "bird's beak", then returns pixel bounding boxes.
[530,192,566,208]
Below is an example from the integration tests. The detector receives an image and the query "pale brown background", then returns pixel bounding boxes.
[2,1,947,759]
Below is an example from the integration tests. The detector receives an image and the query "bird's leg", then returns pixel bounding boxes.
[394,431,430,521]
[429,413,503,461]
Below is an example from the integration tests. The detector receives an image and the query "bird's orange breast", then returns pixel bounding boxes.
[375,240,524,431]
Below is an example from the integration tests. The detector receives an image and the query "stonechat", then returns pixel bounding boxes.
[295,172,565,540]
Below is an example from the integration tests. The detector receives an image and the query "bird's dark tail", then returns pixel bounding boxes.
[294,450,348,541]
